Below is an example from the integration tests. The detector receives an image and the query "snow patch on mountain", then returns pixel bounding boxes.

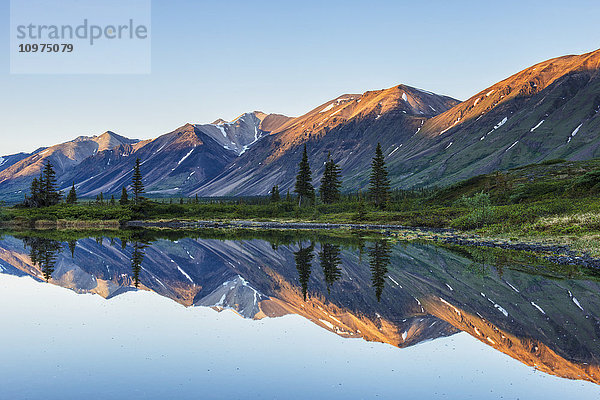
[320,103,335,113]
[481,117,508,140]
[216,125,227,137]
[530,120,544,132]
[171,148,196,171]
[568,290,584,311]
[176,265,193,283]
[567,123,583,143]
[440,117,461,135]
[388,145,402,157]
[505,281,520,293]
[505,141,519,152]
[531,301,546,315]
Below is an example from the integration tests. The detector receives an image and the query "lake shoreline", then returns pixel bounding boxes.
[126,219,600,268]
[2,218,598,268]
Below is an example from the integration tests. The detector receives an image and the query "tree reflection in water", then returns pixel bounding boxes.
[23,237,63,282]
[319,243,342,294]
[131,241,147,288]
[294,241,314,301]
[369,240,391,301]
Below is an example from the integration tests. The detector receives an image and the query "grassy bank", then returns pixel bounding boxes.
[3,159,600,246]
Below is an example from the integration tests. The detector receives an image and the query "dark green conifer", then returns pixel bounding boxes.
[320,152,342,204]
[271,185,281,202]
[294,144,315,206]
[131,158,144,205]
[66,182,77,204]
[40,160,61,206]
[368,143,391,209]
[119,186,129,205]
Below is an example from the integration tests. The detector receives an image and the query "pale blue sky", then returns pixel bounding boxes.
[2,0,600,154]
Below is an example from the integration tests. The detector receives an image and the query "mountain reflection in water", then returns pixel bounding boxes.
[1,229,599,385]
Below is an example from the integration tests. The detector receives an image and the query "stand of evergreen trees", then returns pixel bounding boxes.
[21,158,146,209]
[283,142,390,208]
[20,145,393,213]
[23,161,62,208]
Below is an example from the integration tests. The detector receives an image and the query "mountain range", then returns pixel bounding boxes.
[1,48,600,201]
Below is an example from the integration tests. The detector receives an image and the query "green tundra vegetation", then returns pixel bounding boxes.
[5,150,600,243]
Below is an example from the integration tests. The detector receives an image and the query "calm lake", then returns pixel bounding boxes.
[1,229,599,399]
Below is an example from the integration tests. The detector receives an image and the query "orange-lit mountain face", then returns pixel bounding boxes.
[194,49,600,196]
[266,85,459,162]
[386,49,600,188]
[2,49,600,199]
[0,131,136,184]
[193,85,459,196]
[424,50,600,139]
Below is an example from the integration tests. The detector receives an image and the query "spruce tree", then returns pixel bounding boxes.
[294,144,315,206]
[40,160,60,206]
[29,177,41,206]
[131,158,144,205]
[271,185,281,202]
[119,186,129,205]
[320,152,342,204]
[368,143,391,209]
[66,182,77,204]
[110,195,116,206]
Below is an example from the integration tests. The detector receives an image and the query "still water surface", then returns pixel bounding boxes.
[0,230,599,399]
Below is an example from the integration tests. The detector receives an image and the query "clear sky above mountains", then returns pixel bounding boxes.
[2,0,600,154]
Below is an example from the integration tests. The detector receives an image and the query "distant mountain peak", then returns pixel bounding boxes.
[195,112,291,156]
[194,84,460,197]
[92,131,139,152]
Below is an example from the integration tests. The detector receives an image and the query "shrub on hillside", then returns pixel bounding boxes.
[569,169,600,195]
[451,192,496,230]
